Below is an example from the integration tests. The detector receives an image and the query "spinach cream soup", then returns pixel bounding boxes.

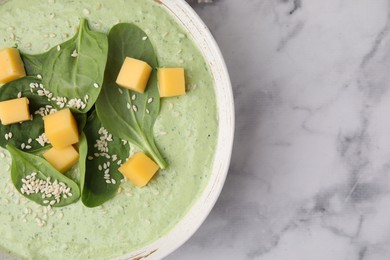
[0,0,218,259]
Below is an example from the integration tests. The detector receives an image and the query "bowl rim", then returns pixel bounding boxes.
[120,0,235,259]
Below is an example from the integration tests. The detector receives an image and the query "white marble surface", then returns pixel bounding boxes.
[170,0,390,259]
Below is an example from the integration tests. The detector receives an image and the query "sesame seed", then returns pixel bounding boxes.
[142,36,148,41]
[93,83,99,88]
[118,88,123,94]
[25,145,32,150]
[4,133,9,140]
[132,105,138,112]
[147,98,153,104]
[44,43,50,50]
[57,45,61,51]
[71,49,78,57]
[106,180,111,184]
[132,94,136,100]
[10,33,15,41]
[17,92,22,98]
[127,103,131,109]
[111,179,116,184]
[49,33,57,38]
[28,138,32,144]
[98,165,102,171]
[21,143,26,150]
[83,8,90,15]
[117,160,122,165]
[88,156,93,160]
[104,169,110,174]
[146,109,150,114]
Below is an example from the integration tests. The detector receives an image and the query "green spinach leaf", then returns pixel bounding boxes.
[42,18,108,113]
[78,132,88,193]
[82,111,130,207]
[7,144,81,207]
[0,77,54,151]
[96,23,167,169]
[21,51,49,76]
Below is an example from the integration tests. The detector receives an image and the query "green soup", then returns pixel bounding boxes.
[0,0,218,259]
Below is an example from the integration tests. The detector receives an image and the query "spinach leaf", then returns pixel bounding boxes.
[7,144,81,207]
[96,23,167,169]
[0,77,54,151]
[82,111,130,207]
[21,51,49,76]
[42,18,108,113]
[78,132,88,193]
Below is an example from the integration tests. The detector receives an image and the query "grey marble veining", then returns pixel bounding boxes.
[170,0,390,259]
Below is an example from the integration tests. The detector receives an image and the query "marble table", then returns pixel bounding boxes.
[170,0,390,259]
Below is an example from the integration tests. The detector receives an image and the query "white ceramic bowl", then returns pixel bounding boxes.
[0,0,234,259]
[122,1,234,258]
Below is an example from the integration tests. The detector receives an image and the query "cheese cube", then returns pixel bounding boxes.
[0,48,26,84]
[0,97,30,125]
[43,146,79,173]
[116,57,152,93]
[118,152,159,187]
[44,108,79,149]
[158,68,186,97]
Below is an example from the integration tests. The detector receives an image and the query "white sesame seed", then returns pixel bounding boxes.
[21,143,26,150]
[28,138,32,144]
[106,180,112,184]
[83,8,90,15]
[104,169,110,174]
[132,105,138,112]
[17,92,22,98]
[57,45,61,51]
[10,33,15,41]
[142,36,148,41]
[131,94,136,100]
[5,133,9,140]
[146,109,150,114]
[111,179,116,184]
[37,74,42,79]
[49,33,57,38]
[88,156,93,160]
[98,165,102,171]
[127,103,131,109]
[44,43,50,51]
[50,200,56,205]
[71,49,78,57]
[118,88,123,94]
[117,160,122,165]
[93,83,99,88]
[25,145,32,150]
[147,98,153,104]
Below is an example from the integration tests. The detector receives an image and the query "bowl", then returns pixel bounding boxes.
[0,0,234,259]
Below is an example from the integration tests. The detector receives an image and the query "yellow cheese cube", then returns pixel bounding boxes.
[43,146,79,173]
[0,48,26,84]
[118,152,159,187]
[116,57,152,93]
[158,68,186,97]
[44,108,79,149]
[0,97,30,125]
